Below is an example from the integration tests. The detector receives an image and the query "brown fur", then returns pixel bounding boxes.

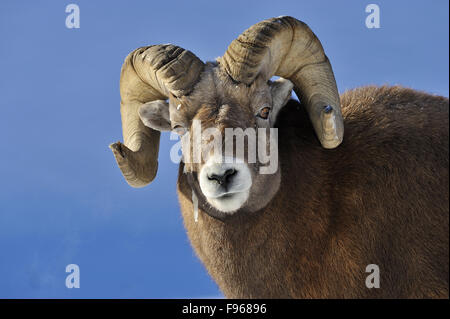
[177,85,449,298]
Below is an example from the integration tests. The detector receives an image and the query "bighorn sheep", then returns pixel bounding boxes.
[110,17,449,298]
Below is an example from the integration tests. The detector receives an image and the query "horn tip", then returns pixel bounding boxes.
[109,142,125,159]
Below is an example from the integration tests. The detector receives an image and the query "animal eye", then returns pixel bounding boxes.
[172,125,186,136]
[257,107,271,120]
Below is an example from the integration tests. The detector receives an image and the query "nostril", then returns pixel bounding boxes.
[208,174,221,183]
[207,168,237,186]
[224,169,236,182]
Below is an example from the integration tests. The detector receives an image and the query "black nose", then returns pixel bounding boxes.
[208,168,237,187]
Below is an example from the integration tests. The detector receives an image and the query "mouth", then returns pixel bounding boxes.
[205,189,250,214]
[206,186,251,199]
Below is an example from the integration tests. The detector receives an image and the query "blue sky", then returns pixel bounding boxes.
[0,0,448,298]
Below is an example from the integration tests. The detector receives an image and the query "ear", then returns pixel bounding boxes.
[138,100,171,131]
[269,78,294,124]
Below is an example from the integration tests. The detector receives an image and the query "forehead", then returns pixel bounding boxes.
[215,70,272,108]
[169,68,272,123]
[192,68,271,107]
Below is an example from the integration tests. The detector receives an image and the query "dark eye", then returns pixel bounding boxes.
[172,125,186,136]
[257,106,271,120]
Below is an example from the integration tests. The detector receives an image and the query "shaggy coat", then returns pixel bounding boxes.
[177,86,449,298]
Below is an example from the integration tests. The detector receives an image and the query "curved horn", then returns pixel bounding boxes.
[110,45,204,187]
[219,16,344,149]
